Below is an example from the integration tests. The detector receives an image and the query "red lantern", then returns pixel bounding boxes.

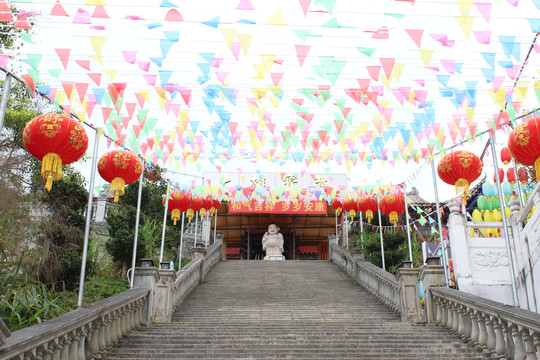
[357,195,378,223]
[500,147,512,165]
[494,168,504,183]
[437,150,483,205]
[330,198,343,216]
[518,167,529,185]
[97,150,143,202]
[200,196,213,217]
[342,197,358,220]
[508,117,540,183]
[187,195,202,223]
[379,192,405,226]
[23,113,89,191]
[210,199,221,216]
[166,191,189,225]
[506,168,516,185]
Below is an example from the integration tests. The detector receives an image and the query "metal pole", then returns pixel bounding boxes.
[0,73,12,136]
[345,213,349,250]
[130,162,145,288]
[359,212,364,247]
[205,213,209,248]
[247,215,250,260]
[77,129,100,307]
[513,161,525,209]
[403,182,413,262]
[431,161,451,287]
[194,212,199,247]
[377,193,386,270]
[490,132,519,306]
[213,209,218,245]
[159,186,170,263]
[178,212,185,270]
[335,211,338,242]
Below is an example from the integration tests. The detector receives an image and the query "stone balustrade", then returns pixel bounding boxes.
[0,287,149,360]
[330,243,402,316]
[0,243,222,359]
[429,286,540,359]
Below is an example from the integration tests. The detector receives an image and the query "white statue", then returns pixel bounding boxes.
[262,224,284,260]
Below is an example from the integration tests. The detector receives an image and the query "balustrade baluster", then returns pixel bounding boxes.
[493,318,506,357]
[457,305,467,339]
[523,329,538,360]
[485,315,497,354]
[510,324,526,360]
[462,306,472,340]
[534,332,540,358]
[451,303,459,334]
[470,310,480,346]
[433,297,442,324]
[477,312,488,349]
[68,331,79,360]
[59,335,70,360]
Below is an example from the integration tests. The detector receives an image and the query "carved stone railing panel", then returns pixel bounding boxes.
[330,243,401,315]
[430,286,540,359]
[0,288,149,360]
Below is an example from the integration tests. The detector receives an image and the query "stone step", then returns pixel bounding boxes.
[104,261,487,360]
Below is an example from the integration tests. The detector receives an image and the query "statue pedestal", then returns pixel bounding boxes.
[265,255,285,260]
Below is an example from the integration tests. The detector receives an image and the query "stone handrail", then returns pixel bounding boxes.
[429,286,540,359]
[0,287,149,360]
[517,181,540,224]
[171,258,203,313]
[203,242,222,279]
[330,243,401,315]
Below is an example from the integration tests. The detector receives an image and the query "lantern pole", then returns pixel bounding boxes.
[130,161,145,288]
[377,193,386,270]
[194,212,199,247]
[335,210,338,242]
[513,160,524,208]
[490,132,519,306]
[359,211,364,247]
[403,182,413,262]
[159,186,170,263]
[0,73,12,137]
[213,209,218,245]
[76,129,101,307]
[178,212,185,270]
[431,160,451,287]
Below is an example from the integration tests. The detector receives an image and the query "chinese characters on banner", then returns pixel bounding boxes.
[228,200,327,214]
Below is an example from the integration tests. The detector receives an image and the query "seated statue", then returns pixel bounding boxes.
[262,224,284,260]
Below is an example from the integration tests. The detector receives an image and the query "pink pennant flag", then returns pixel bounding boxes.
[122,50,137,64]
[380,58,395,78]
[231,42,241,61]
[73,8,91,24]
[366,66,380,81]
[295,45,311,66]
[271,72,283,85]
[474,2,491,22]
[236,0,255,10]
[75,82,89,100]
[216,71,229,84]
[137,61,150,71]
[92,5,109,18]
[75,60,91,71]
[14,15,31,29]
[50,0,69,17]
[0,0,13,22]
[87,73,101,85]
[164,9,183,21]
[0,54,8,68]
[405,29,423,47]
[473,30,491,44]
[143,75,157,86]
[55,48,71,70]
[440,59,455,74]
[298,0,311,16]
[413,79,425,87]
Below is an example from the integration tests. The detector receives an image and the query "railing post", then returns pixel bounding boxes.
[133,265,159,326]
[153,268,177,323]
[192,248,207,283]
[419,259,445,324]
[395,267,422,323]
[447,200,471,289]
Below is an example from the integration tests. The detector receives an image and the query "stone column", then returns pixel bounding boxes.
[447,200,471,289]
[396,267,423,323]
[133,267,159,326]
[192,247,207,283]
[153,269,176,323]
[419,261,445,324]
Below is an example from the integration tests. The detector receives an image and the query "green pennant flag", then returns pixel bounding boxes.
[357,47,376,57]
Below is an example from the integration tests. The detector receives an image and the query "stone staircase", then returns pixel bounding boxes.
[104,261,489,359]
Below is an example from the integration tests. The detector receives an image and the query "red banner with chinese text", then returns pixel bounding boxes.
[228,200,327,214]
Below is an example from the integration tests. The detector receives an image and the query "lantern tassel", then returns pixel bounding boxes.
[455,178,470,206]
[390,211,398,227]
[186,209,194,223]
[349,209,356,221]
[41,153,62,191]
[110,177,126,203]
[171,209,181,225]
[366,210,373,223]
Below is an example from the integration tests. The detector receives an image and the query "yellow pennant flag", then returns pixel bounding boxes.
[220,28,237,50]
[419,50,434,68]
[237,33,253,56]
[90,36,107,56]
[267,9,285,25]
[455,16,474,39]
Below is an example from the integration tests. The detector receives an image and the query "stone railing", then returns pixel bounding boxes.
[429,286,540,359]
[138,243,223,323]
[0,287,149,360]
[330,244,405,318]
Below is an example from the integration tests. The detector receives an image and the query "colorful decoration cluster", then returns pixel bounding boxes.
[165,191,222,224]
